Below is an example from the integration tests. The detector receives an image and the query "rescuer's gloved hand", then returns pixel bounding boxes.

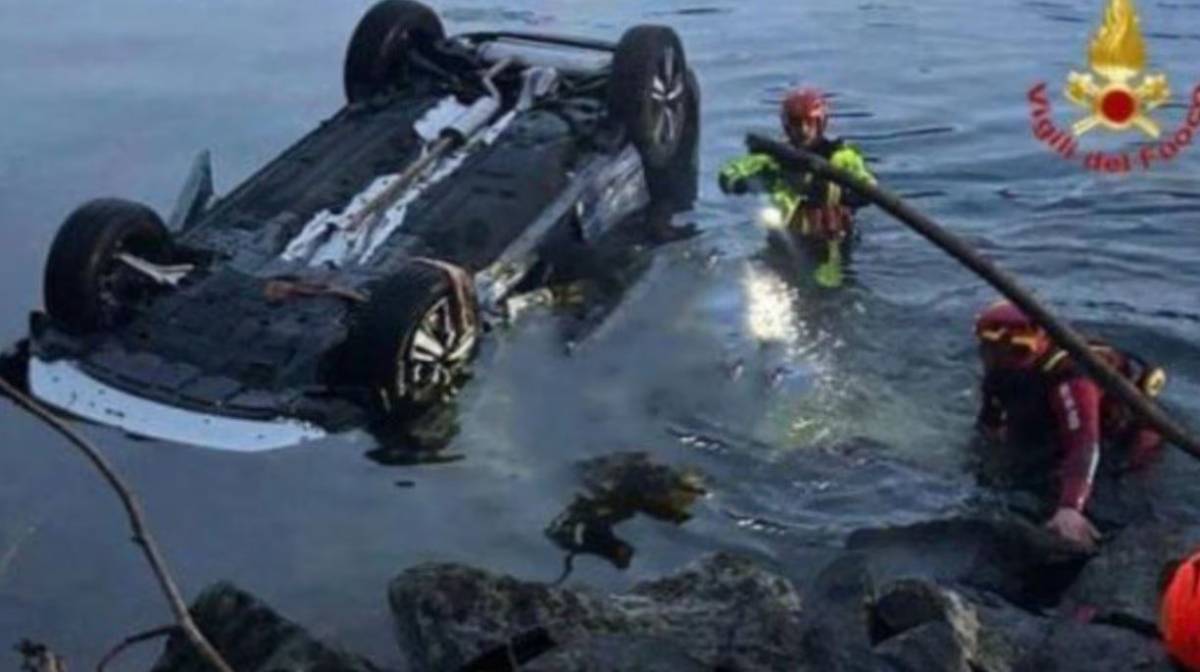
[718,172,747,195]
[1045,506,1100,552]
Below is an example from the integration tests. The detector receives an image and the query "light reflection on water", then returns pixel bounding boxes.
[742,261,799,344]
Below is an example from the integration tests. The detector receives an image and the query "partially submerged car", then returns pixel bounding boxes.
[20,0,700,451]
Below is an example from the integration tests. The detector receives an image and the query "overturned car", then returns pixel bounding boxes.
[19,0,700,451]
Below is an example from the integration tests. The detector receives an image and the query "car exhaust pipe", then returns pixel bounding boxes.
[440,58,509,145]
[476,38,610,76]
[440,95,501,145]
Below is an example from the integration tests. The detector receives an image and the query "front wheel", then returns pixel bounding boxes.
[43,198,170,335]
[343,261,479,417]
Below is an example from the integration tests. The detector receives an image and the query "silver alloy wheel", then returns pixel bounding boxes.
[399,296,476,399]
[649,45,687,149]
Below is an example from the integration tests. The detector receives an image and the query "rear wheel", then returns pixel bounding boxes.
[343,0,445,103]
[609,25,692,170]
[344,261,479,416]
[43,198,170,335]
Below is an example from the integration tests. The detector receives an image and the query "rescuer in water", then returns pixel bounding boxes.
[718,87,876,287]
[973,299,1168,550]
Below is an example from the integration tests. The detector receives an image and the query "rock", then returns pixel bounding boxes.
[1062,521,1192,628]
[522,634,710,671]
[1011,620,1174,672]
[0,338,29,394]
[854,542,1180,667]
[873,580,979,652]
[389,562,623,672]
[874,580,957,641]
[847,517,1090,609]
[625,551,805,671]
[388,552,805,672]
[795,553,878,672]
[963,592,1046,671]
[874,621,970,672]
[871,580,998,672]
[150,582,377,672]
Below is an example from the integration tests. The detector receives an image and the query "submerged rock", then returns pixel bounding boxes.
[388,552,804,672]
[544,452,707,574]
[576,451,707,524]
[150,582,377,672]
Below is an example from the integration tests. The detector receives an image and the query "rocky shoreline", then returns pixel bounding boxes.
[150,514,1184,671]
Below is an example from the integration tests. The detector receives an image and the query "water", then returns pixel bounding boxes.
[2,0,1200,667]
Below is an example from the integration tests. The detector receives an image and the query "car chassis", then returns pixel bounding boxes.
[17,1,700,451]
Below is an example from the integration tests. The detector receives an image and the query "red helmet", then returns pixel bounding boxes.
[781,88,828,143]
[975,300,1050,366]
[1162,553,1200,670]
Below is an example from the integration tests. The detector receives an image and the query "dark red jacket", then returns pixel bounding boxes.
[977,343,1163,512]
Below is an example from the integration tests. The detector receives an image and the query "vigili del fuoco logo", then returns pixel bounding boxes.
[1028,0,1200,172]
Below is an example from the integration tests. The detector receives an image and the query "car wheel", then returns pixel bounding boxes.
[344,0,445,103]
[345,261,479,417]
[645,67,701,208]
[43,198,170,335]
[609,25,692,170]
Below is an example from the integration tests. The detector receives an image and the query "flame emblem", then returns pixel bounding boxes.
[1065,0,1170,137]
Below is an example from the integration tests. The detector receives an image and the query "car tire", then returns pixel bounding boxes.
[609,25,692,171]
[344,261,479,417]
[645,67,701,208]
[43,198,170,335]
[344,0,445,103]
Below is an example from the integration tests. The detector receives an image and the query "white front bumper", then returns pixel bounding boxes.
[28,357,326,452]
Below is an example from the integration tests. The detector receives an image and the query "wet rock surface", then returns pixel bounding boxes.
[521,634,710,671]
[1010,620,1172,672]
[846,516,1091,610]
[795,552,878,671]
[150,582,377,672]
[151,514,1180,672]
[850,517,1177,672]
[388,552,804,672]
[1062,521,1191,629]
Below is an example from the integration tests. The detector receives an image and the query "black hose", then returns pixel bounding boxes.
[744,133,1200,459]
